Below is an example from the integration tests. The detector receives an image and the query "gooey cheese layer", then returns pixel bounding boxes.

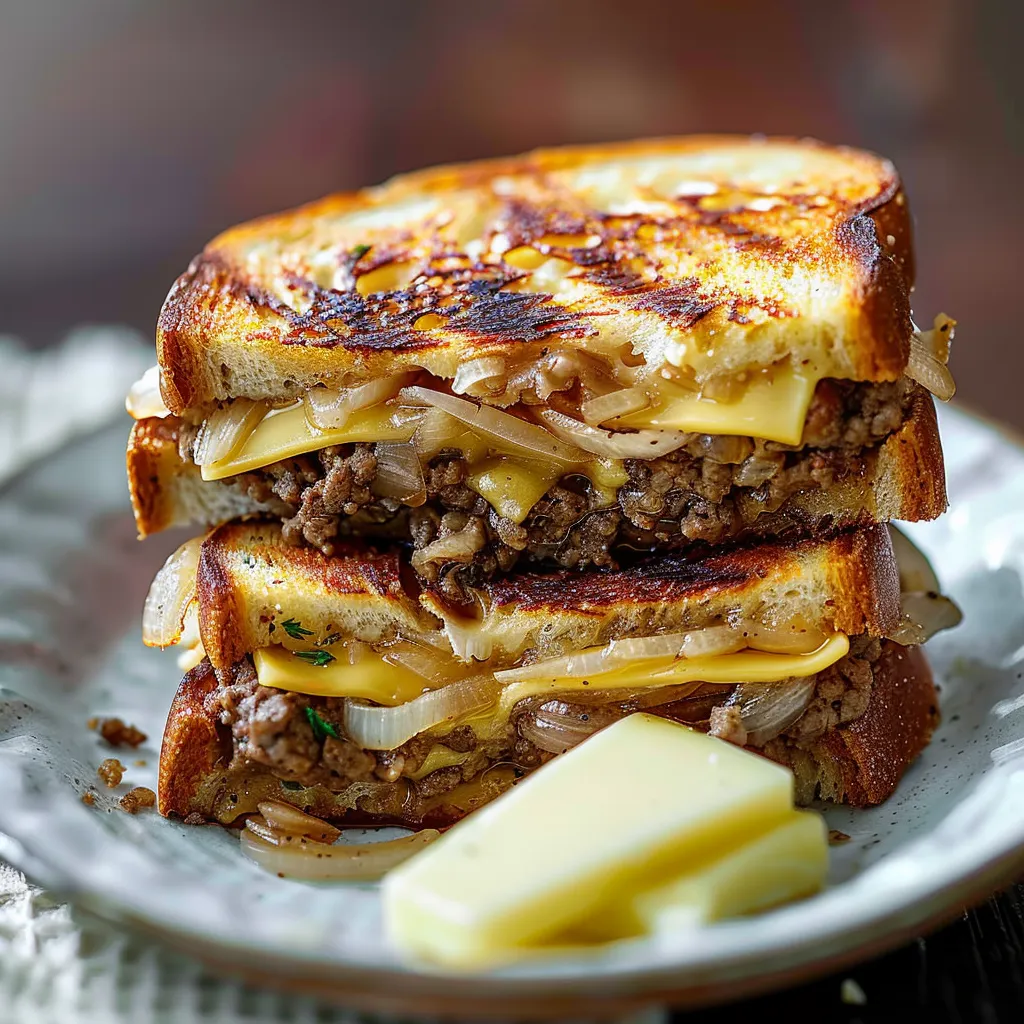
[252,632,849,742]
[189,361,820,486]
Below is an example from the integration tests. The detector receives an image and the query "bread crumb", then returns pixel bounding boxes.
[97,758,125,788]
[183,812,208,826]
[133,759,147,767]
[829,829,851,844]
[86,717,99,731]
[840,978,867,1005]
[81,792,95,806]
[99,718,147,748]
[119,787,156,814]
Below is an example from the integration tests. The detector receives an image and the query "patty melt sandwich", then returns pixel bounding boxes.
[126,137,953,602]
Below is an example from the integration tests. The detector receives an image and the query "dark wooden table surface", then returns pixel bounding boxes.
[678,884,1024,1022]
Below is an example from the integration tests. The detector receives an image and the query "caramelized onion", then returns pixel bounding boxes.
[452,356,507,396]
[535,407,691,458]
[343,675,498,749]
[580,387,650,426]
[517,701,618,754]
[305,373,415,429]
[382,641,474,684]
[193,399,268,466]
[401,386,587,465]
[907,333,955,401]
[125,366,171,420]
[257,801,342,844]
[730,678,817,746]
[142,536,203,647]
[240,827,439,880]
[887,526,962,644]
[495,625,747,684]
[372,442,426,505]
[444,617,494,662]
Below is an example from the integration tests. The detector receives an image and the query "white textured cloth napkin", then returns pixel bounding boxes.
[0,330,668,1024]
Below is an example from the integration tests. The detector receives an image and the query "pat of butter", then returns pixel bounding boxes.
[573,810,827,941]
[383,714,794,968]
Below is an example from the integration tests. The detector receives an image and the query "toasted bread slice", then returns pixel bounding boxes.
[157,638,938,824]
[152,520,900,671]
[191,522,438,669]
[156,136,913,415]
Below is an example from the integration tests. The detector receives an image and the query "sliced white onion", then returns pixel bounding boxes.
[495,626,746,684]
[382,641,473,684]
[907,333,955,401]
[730,678,817,746]
[915,313,956,363]
[372,442,426,505]
[890,593,963,645]
[605,626,746,666]
[443,617,493,662]
[535,407,691,459]
[887,526,962,644]
[256,801,342,844]
[142,536,203,647]
[888,525,940,594]
[401,385,587,465]
[517,701,617,754]
[580,387,651,426]
[452,356,507,396]
[240,827,440,880]
[175,604,207,671]
[412,408,460,457]
[344,675,499,750]
[305,372,415,430]
[192,399,268,466]
[125,365,171,419]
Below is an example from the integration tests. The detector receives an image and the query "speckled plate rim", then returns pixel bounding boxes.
[2,402,1024,1019]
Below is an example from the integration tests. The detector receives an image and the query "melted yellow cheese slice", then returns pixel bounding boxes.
[252,645,428,706]
[201,402,419,481]
[492,632,849,723]
[408,744,471,780]
[467,457,563,524]
[252,632,848,750]
[618,362,821,446]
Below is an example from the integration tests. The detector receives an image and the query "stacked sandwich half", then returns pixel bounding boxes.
[127,136,960,828]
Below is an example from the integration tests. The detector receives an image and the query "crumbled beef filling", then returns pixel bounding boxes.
[186,379,912,594]
[213,641,885,802]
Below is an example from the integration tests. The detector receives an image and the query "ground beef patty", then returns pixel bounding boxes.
[208,638,894,820]
[184,378,912,598]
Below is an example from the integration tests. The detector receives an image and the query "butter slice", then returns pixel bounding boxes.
[383,714,794,968]
[575,810,827,941]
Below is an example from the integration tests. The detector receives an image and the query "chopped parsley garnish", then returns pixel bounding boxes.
[351,243,371,260]
[305,707,339,742]
[281,618,314,641]
[294,650,336,668]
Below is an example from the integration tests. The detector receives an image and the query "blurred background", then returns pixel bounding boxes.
[0,0,1020,425]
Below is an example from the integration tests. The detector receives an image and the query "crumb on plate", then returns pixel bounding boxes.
[99,718,147,749]
[119,787,156,814]
[97,758,125,788]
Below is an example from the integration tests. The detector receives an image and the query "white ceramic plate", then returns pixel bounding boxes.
[1,404,1023,1019]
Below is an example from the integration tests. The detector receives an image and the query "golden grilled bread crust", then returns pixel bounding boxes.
[157,639,937,822]
[195,521,438,668]
[156,136,913,414]
[126,388,946,542]
[173,520,900,671]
